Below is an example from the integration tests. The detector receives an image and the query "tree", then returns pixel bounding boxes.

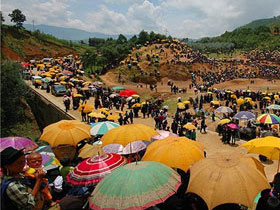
[116,34,127,44]
[1,61,28,136]
[0,11,4,23]
[9,9,26,28]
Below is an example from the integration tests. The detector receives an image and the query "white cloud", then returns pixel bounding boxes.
[1,0,280,38]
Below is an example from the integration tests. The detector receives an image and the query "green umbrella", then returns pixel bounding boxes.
[89,161,181,210]
[112,86,125,91]
[41,78,53,83]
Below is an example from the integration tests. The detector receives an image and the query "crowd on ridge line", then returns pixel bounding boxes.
[2,142,280,210]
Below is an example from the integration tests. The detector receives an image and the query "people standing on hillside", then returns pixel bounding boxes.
[200,117,207,134]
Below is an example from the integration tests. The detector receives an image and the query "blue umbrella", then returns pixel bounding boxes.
[90,121,120,136]
[233,111,256,121]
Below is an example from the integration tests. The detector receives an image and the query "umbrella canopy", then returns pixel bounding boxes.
[78,104,94,113]
[233,111,255,121]
[101,124,158,147]
[0,137,38,151]
[88,112,106,118]
[215,106,233,113]
[257,113,280,124]
[107,115,119,121]
[41,78,52,83]
[112,86,125,91]
[39,120,91,147]
[241,136,280,160]
[119,89,137,97]
[89,161,181,210]
[187,153,270,210]
[177,103,185,109]
[142,137,204,171]
[78,144,103,159]
[62,70,73,76]
[267,104,280,110]
[183,124,196,130]
[67,153,126,187]
[90,121,120,136]
[227,123,239,130]
[35,145,61,167]
[211,101,220,106]
[152,130,178,140]
[237,98,245,105]
[218,119,231,125]
[103,140,147,155]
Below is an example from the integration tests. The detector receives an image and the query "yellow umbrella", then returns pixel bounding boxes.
[207,92,213,94]
[60,81,67,85]
[60,76,68,81]
[107,115,119,121]
[101,124,158,147]
[177,103,185,109]
[35,79,42,85]
[142,137,204,171]
[218,119,231,125]
[183,124,196,130]
[73,94,83,97]
[98,108,109,113]
[83,81,91,86]
[39,120,91,147]
[242,136,280,171]
[141,102,147,105]
[231,94,237,99]
[187,153,270,210]
[182,100,190,105]
[68,82,74,87]
[245,97,252,101]
[88,112,106,118]
[132,103,141,108]
[264,96,271,100]
[78,104,94,113]
[274,95,279,99]
[82,87,89,91]
[78,144,103,159]
[237,98,245,105]
[211,101,220,106]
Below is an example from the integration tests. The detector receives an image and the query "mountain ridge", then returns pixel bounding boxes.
[23,24,133,41]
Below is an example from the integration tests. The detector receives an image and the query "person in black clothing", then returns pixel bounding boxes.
[118,114,123,125]
[129,110,134,124]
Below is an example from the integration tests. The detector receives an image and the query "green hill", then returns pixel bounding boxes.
[242,16,280,29]
[194,16,280,51]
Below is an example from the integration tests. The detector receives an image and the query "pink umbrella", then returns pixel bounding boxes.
[102,141,147,155]
[0,137,38,151]
[227,123,239,130]
[152,130,178,140]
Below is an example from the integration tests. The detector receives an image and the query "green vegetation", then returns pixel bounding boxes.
[1,61,27,136]
[84,30,168,75]
[241,15,280,29]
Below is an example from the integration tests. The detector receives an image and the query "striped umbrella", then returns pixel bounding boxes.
[215,106,233,113]
[67,153,126,187]
[89,161,181,210]
[90,121,120,136]
[257,113,280,124]
[267,104,280,110]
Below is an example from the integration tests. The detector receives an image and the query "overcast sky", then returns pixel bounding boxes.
[2,0,280,38]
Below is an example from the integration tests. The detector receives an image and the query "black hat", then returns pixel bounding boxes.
[0,147,25,167]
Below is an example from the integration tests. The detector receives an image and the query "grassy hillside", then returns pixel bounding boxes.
[242,15,280,29]
[1,25,91,61]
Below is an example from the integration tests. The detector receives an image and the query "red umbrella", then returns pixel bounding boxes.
[119,89,137,97]
[21,62,30,68]
[66,153,127,186]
